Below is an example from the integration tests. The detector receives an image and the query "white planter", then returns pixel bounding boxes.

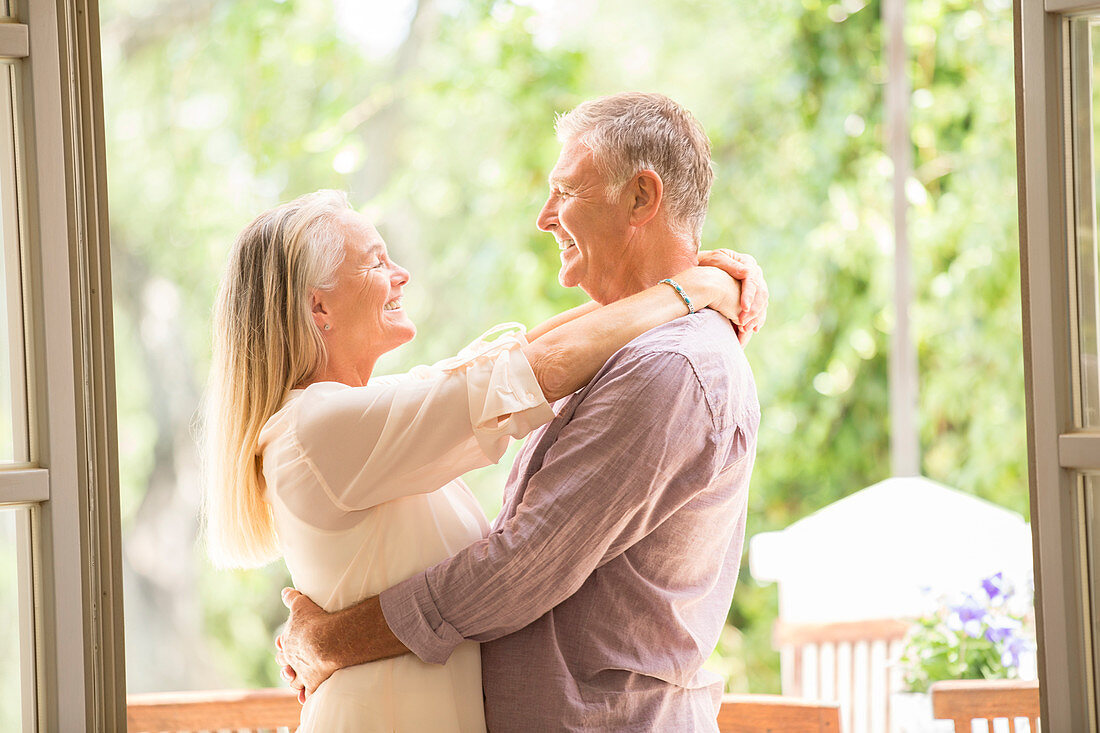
[891,692,956,733]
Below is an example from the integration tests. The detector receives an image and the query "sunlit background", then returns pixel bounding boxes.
[100,0,1024,696]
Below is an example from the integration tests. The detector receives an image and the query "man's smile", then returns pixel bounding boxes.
[557,237,576,252]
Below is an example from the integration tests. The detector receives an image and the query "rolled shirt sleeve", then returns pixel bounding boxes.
[291,324,554,512]
[380,348,731,664]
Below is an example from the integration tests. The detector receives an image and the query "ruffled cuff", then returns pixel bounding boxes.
[379,573,465,665]
[424,323,555,462]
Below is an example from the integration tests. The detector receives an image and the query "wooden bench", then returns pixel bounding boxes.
[127,688,301,732]
[930,679,1040,732]
[718,693,842,732]
[128,687,843,733]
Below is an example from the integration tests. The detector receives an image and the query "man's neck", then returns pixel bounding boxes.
[597,233,698,305]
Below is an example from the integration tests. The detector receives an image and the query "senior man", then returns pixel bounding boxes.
[277,92,763,731]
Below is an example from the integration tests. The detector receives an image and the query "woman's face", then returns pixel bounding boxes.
[315,211,415,370]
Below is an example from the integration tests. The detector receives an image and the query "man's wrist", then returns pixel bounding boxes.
[323,595,410,670]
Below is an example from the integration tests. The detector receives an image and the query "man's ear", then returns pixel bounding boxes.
[628,169,663,227]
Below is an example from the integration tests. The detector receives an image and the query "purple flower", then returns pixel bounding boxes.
[951,595,987,637]
[1001,635,1031,669]
[982,573,1008,602]
[984,616,1021,645]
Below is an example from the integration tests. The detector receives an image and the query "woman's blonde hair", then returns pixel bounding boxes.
[202,189,351,568]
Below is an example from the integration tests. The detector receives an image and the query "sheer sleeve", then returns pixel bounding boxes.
[291,324,554,512]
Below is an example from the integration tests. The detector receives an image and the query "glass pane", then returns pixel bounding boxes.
[0,63,25,463]
[1085,474,1100,711]
[1070,20,1100,427]
[0,507,30,732]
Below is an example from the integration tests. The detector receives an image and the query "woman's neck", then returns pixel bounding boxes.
[298,353,378,389]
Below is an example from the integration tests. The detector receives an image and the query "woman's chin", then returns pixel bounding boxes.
[392,318,416,346]
[369,317,417,358]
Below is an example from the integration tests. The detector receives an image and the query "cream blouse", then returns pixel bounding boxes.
[257,325,554,733]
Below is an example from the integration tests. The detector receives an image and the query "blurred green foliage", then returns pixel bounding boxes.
[102,0,1024,695]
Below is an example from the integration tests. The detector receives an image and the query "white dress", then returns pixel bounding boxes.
[257,325,555,732]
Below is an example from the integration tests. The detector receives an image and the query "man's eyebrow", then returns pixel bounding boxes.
[548,174,574,190]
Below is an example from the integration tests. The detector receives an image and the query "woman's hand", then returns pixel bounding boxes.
[698,249,769,345]
[674,266,744,328]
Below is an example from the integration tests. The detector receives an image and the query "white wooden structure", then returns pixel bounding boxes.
[750,476,1034,733]
[771,617,910,733]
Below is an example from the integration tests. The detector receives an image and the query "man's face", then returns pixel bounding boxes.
[536,139,632,302]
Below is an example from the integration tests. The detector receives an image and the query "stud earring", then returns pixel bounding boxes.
[324,323,331,331]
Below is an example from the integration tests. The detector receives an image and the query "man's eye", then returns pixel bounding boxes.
[368,261,385,270]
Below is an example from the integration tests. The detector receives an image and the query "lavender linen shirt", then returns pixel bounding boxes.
[380,310,759,732]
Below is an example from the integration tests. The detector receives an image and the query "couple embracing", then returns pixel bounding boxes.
[204,92,765,732]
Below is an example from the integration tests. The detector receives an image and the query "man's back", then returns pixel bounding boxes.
[481,309,759,731]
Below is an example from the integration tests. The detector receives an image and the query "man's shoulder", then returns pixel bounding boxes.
[618,309,746,377]
[598,310,759,428]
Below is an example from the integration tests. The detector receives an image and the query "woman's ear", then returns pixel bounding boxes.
[628,169,663,227]
[310,291,330,332]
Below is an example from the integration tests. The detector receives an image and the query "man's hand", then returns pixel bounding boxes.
[275,587,412,703]
[275,588,339,703]
[698,249,769,346]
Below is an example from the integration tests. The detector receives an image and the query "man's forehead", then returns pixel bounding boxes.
[548,140,598,185]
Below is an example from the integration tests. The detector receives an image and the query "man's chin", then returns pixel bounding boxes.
[557,266,582,290]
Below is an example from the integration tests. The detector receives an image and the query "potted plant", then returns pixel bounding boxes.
[893,573,1035,733]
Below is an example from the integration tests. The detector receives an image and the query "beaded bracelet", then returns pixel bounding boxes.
[659,278,695,315]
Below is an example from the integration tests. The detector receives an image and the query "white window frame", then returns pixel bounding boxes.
[1018,0,1100,729]
[7,1,1100,731]
[0,0,124,729]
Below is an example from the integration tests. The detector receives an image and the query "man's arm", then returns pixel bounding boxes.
[389,350,726,654]
[277,592,407,700]
[279,335,741,691]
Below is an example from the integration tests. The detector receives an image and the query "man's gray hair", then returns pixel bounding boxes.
[555,92,714,241]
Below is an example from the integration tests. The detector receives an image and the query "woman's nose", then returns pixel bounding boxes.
[391,262,410,287]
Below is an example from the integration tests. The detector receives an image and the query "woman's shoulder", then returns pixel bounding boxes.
[284,378,420,444]
[293,378,413,411]
[257,389,306,448]
[258,384,358,446]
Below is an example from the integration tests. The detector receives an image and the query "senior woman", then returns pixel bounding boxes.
[203,189,763,732]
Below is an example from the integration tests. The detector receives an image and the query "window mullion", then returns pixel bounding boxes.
[0,23,27,60]
[0,468,45,504]
[1061,433,1100,468]
[1048,1,1100,15]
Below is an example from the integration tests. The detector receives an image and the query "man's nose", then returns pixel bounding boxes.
[536,197,556,232]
